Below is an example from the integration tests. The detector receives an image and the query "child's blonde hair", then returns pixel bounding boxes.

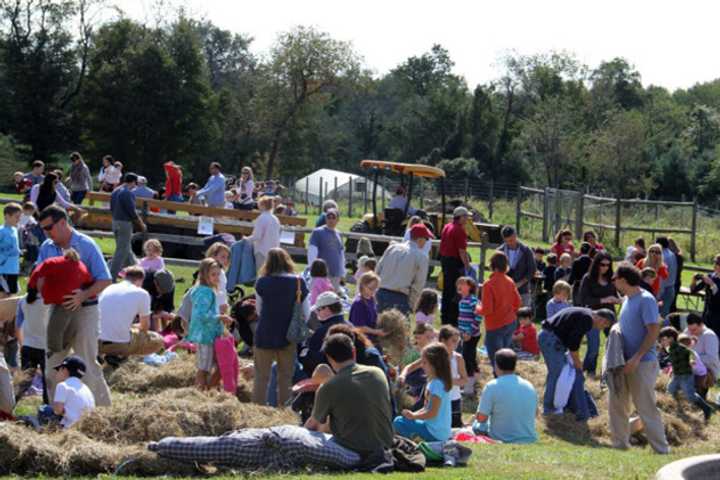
[677,333,693,346]
[143,238,163,256]
[552,280,571,297]
[358,271,380,293]
[197,258,221,287]
[559,253,572,266]
[641,267,657,280]
[206,242,230,259]
[63,248,81,262]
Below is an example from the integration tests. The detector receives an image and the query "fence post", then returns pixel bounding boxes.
[515,184,522,237]
[419,178,424,209]
[488,179,494,220]
[363,175,368,214]
[479,244,486,283]
[333,176,338,202]
[575,194,584,241]
[614,197,622,249]
[318,176,324,215]
[542,187,549,243]
[382,176,386,211]
[304,176,309,215]
[348,177,353,218]
[464,178,469,202]
[691,199,698,262]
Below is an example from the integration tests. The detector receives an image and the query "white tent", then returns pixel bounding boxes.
[294,168,390,205]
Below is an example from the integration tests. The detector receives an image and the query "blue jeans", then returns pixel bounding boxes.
[393,416,440,442]
[70,190,87,204]
[376,289,410,315]
[485,322,516,371]
[538,329,591,420]
[668,373,713,417]
[267,359,306,407]
[659,286,675,317]
[583,328,600,375]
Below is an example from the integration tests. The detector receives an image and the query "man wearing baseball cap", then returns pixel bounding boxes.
[376,223,431,315]
[439,207,471,326]
[497,225,537,307]
[299,291,349,374]
[132,176,157,199]
[52,355,95,428]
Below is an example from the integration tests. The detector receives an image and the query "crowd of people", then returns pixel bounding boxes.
[1,156,719,462]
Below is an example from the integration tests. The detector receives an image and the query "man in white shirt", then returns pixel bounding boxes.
[247,196,281,272]
[52,356,95,428]
[98,266,163,360]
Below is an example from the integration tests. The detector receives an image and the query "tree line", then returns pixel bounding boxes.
[2,1,720,202]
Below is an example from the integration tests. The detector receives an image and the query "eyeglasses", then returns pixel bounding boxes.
[41,219,59,232]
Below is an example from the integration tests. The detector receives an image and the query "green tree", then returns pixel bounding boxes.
[254,26,361,178]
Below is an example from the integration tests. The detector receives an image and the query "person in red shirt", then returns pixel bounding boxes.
[551,229,575,258]
[512,307,540,357]
[635,244,668,297]
[478,252,521,372]
[439,207,471,326]
[27,248,93,354]
[163,161,183,202]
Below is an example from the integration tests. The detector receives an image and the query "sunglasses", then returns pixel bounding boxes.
[41,219,59,232]
[600,262,611,267]
[326,215,337,219]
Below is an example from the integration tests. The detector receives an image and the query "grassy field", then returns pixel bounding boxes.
[4,193,720,479]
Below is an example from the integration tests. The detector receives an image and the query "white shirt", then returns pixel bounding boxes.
[99,281,151,343]
[29,184,73,209]
[55,377,95,428]
[237,179,255,204]
[99,165,121,185]
[19,297,50,350]
[217,269,228,308]
[685,326,720,378]
[18,214,36,230]
[249,210,281,256]
[450,352,462,401]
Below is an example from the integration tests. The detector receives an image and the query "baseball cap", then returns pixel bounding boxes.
[137,176,148,185]
[54,355,87,377]
[453,206,469,218]
[409,223,434,240]
[316,291,341,309]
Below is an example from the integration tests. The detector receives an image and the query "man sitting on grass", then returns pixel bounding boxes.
[473,349,538,443]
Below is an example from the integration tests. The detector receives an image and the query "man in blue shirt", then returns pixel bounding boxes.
[194,162,226,208]
[609,263,669,454]
[132,176,157,199]
[473,349,538,443]
[110,173,145,280]
[656,237,677,317]
[37,205,113,406]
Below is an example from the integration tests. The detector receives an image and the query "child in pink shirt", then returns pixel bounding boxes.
[309,259,334,306]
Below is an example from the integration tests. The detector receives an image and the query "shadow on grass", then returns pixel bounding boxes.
[544,414,603,447]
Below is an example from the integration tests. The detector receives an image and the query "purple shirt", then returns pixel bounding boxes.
[349,296,378,330]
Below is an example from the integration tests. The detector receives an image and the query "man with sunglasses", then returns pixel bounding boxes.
[308,208,345,291]
[608,263,669,454]
[36,205,113,407]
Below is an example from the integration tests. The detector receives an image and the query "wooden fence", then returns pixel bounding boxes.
[516,186,699,261]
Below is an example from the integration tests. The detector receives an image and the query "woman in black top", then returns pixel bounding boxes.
[578,252,621,376]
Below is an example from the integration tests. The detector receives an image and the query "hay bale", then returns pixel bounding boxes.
[76,387,297,444]
[107,356,196,393]
[378,309,409,365]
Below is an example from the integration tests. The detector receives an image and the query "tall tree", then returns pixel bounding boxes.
[255,26,361,178]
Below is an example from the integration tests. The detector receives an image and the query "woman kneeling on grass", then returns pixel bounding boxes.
[187,258,233,389]
[393,342,452,442]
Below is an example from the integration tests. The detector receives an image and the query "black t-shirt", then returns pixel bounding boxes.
[542,306,593,351]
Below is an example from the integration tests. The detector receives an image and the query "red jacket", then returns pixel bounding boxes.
[163,162,183,198]
[28,257,93,305]
[478,271,521,331]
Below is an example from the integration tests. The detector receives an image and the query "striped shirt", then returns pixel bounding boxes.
[458,295,481,337]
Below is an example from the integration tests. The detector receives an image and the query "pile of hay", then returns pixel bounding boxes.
[1,386,298,476]
[507,360,714,447]
[76,387,296,444]
[106,355,198,393]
